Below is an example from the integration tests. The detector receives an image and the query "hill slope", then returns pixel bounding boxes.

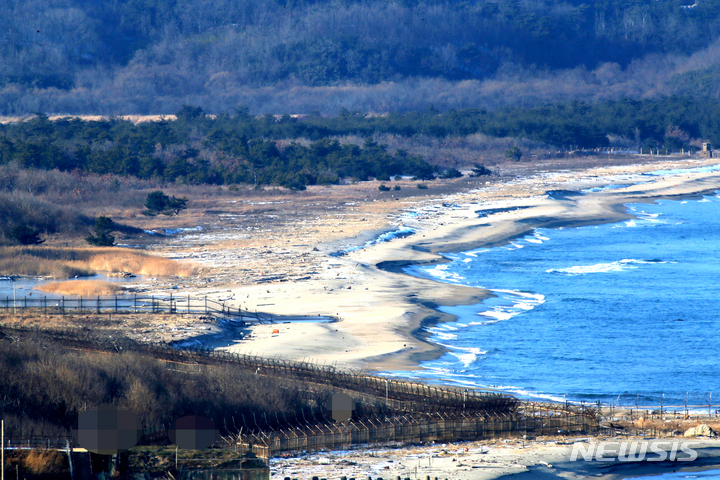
[4,0,720,114]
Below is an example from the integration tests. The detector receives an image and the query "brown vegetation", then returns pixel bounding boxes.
[5,450,69,480]
[0,328,334,439]
[0,246,202,278]
[36,280,125,296]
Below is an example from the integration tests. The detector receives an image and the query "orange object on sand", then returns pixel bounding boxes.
[272,329,280,334]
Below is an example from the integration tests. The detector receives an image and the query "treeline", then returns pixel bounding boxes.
[2,0,719,90]
[0,108,438,189]
[1,96,718,191]
[3,0,720,114]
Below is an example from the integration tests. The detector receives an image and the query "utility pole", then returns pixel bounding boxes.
[2,419,5,480]
[11,278,16,314]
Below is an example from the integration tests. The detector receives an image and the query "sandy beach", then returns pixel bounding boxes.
[269,436,720,480]
[163,156,720,374]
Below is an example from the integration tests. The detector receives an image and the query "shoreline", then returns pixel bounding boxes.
[7,157,711,378]
[217,156,720,374]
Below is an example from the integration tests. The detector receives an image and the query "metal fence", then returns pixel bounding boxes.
[0,293,312,323]
[235,409,597,456]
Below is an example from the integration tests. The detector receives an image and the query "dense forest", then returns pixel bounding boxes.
[3,0,720,114]
[0,96,716,194]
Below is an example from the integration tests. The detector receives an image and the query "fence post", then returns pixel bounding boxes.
[170,293,173,313]
[151,295,155,313]
[44,296,47,316]
[79,296,83,312]
[188,295,190,314]
[134,295,137,313]
[97,295,100,314]
[62,296,65,314]
[115,295,118,313]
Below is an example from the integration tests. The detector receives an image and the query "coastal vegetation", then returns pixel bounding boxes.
[0,96,718,197]
[0,246,201,278]
[37,279,125,296]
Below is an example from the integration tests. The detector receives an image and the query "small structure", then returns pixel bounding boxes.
[701,143,713,158]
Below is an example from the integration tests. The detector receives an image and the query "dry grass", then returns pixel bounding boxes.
[80,251,201,276]
[36,280,126,296]
[23,450,68,477]
[0,246,202,278]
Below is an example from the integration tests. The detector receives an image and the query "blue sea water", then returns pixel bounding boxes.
[403,193,720,408]
[636,469,720,479]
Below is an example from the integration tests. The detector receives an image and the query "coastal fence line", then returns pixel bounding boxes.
[234,410,597,456]
[0,325,516,418]
[0,293,280,323]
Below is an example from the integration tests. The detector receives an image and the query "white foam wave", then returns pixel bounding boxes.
[581,184,633,193]
[478,311,515,321]
[423,265,466,283]
[434,331,457,340]
[467,289,546,326]
[494,385,569,403]
[493,289,546,302]
[644,163,720,176]
[447,346,486,367]
[547,259,665,275]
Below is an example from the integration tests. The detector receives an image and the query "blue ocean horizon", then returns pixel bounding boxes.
[397,185,720,409]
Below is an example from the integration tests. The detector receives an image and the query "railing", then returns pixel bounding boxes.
[0,293,329,324]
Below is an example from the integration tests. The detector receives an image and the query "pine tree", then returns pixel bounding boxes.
[86,216,116,247]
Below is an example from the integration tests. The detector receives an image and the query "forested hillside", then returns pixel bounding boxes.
[4,0,720,114]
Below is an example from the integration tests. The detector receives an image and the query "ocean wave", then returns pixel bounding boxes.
[547,259,666,275]
[423,264,466,282]
[492,385,569,403]
[581,184,633,193]
[433,331,457,340]
[331,226,415,256]
[478,311,515,321]
[447,346,486,367]
[643,163,720,176]
[466,289,546,325]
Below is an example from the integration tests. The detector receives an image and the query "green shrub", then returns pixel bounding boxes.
[439,168,463,179]
[143,191,188,216]
[85,216,116,247]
